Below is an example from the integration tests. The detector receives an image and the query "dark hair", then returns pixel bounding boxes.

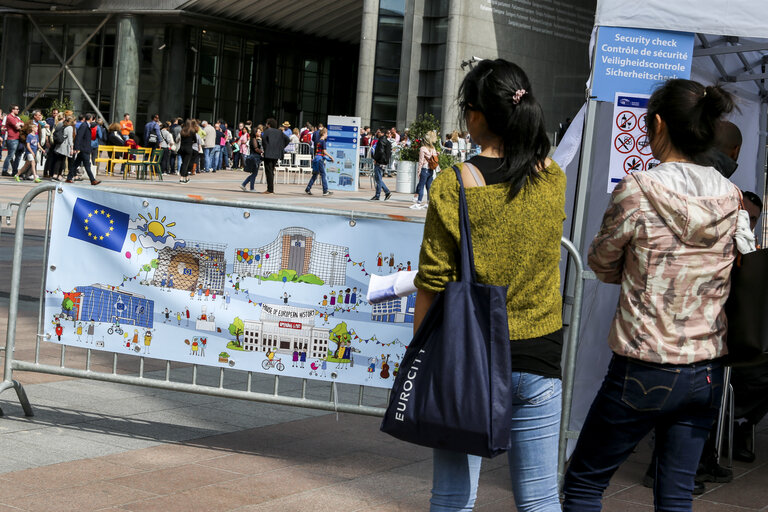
[647,79,735,162]
[266,118,277,129]
[458,59,550,200]
[742,190,763,212]
[180,119,196,138]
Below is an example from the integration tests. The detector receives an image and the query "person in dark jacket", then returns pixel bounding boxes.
[260,118,290,194]
[144,113,162,149]
[371,129,392,200]
[67,113,100,185]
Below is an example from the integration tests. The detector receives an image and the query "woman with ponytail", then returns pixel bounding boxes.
[413,59,566,511]
[563,79,746,511]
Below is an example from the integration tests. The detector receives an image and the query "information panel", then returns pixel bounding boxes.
[592,27,694,102]
[44,185,422,388]
[325,115,360,192]
[608,92,656,192]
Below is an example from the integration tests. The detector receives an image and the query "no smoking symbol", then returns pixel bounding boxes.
[638,113,648,133]
[637,135,652,155]
[616,111,636,132]
[614,133,635,153]
[623,156,643,174]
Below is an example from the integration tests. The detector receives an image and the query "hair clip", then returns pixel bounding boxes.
[512,89,527,105]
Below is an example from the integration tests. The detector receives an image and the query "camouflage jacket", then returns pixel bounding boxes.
[589,162,741,364]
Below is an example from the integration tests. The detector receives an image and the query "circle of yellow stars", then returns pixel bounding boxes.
[83,208,115,241]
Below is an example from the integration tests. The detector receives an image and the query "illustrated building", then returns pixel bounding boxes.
[371,293,416,324]
[152,240,227,294]
[74,284,154,328]
[234,227,348,286]
[241,303,331,360]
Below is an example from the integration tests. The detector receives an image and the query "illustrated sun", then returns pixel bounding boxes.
[137,207,176,240]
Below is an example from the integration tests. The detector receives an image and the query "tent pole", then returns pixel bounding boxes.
[758,99,767,246]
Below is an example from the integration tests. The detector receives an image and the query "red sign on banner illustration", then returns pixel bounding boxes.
[614,133,635,154]
[279,321,303,330]
[623,155,643,174]
[616,111,637,132]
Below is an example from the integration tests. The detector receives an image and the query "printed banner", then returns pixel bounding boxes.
[592,26,694,102]
[325,115,360,192]
[45,186,422,388]
[607,92,657,192]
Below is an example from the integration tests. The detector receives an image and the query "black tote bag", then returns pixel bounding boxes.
[380,166,514,458]
[724,248,768,366]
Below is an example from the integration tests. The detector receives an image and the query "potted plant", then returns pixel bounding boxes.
[395,113,458,193]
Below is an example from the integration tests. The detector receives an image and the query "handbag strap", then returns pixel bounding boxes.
[452,165,478,283]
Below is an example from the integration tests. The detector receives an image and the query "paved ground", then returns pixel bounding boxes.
[1,169,767,511]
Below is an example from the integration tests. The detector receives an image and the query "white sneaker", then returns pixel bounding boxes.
[418,202,428,209]
[409,203,421,209]
[412,196,418,203]
[239,185,246,192]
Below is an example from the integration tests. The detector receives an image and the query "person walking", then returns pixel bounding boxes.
[67,113,100,185]
[412,130,439,209]
[413,59,565,512]
[371,129,392,201]
[261,118,290,194]
[177,119,197,183]
[562,79,746,512]
[15,122,42,182]
[143,113,162,150]
[305,127,334,196]
[240,126,263,192]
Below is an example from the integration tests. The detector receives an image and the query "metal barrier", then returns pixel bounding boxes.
[1,182,587,484]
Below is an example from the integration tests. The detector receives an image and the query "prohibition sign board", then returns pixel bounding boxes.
[616,111,636,132]
[614,133,635,154]
[637,135,652,155]
[623,155,643,174]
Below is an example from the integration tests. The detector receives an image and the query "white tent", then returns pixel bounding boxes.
[558,0,768,470]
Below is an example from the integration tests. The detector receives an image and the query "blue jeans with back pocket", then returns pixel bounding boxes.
[430,372,562,512]
[563,355,723,512]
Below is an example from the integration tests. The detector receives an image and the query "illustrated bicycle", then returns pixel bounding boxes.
[107,323,124,335]
[262,358,285,371]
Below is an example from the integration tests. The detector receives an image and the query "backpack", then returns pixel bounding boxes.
[53,127,65,146]
[90,125,98,141]
[301,130,312,144]
[428,152,440,170]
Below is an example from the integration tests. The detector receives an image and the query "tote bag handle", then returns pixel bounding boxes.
[453,165,478,284]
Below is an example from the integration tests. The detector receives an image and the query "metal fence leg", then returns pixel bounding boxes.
[13,380,34,417]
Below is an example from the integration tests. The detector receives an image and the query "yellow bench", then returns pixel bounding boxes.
[95,145,131,176]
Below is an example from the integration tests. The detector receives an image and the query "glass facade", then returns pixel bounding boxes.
[417,0,449,120]
[12,15,356,130]
[370,0,405,130]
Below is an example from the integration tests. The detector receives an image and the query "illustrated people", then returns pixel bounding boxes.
[191,339,199,356]
[300,350,306,368]
[351,288,357,304]
[389,252,395,272]
[131,329,139,346]
[344,289,350,304]
[283,292,289,304]
[167,276,174,291]
[54,318,63,341]
[197,285,203,300]
[367,356,378,378]
[563,80,744,510]
[322,295,328,307]
[267,349,276,362]
[292,350,299,367]
[377,252,383,270]
[87,319,95,343]
[329,291,336,306]
[143,330,152,354]
[413,59,566,510]
[234,277,240,295]
[321,359,327,377]
[75,322,83,342]
[164,308,170,323]
[185,306,190,326]
[224,292,231,309]
[176,311,182,325]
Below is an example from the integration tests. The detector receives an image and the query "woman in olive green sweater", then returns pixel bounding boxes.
[414,59,566,512]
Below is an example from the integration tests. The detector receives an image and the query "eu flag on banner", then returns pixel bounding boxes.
[67,197,129,252]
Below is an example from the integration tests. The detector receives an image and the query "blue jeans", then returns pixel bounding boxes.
[374,164,390,198]
[431,373,561,512]
[211,145,222,170]
[3,138,21,174]
[563,355,723,512]
[306,161,329,193]
[203,147,213,171]
[241,172,258,190]
[416,166,434,202]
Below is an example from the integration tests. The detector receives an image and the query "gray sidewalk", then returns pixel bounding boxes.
[1,171,767,511]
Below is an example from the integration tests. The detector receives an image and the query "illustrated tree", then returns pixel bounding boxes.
[329,322,352,359]
[61,297,74,318]
[141,259,159,281]
[228,317,244,347]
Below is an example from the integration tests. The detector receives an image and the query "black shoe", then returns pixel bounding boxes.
[370,195,379,200]
[693,480,706,495]
[305,190,312,195]
[696,460,733,483]
[733,423,756,463]
[1,171,10,176]
[384,192,392,200]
